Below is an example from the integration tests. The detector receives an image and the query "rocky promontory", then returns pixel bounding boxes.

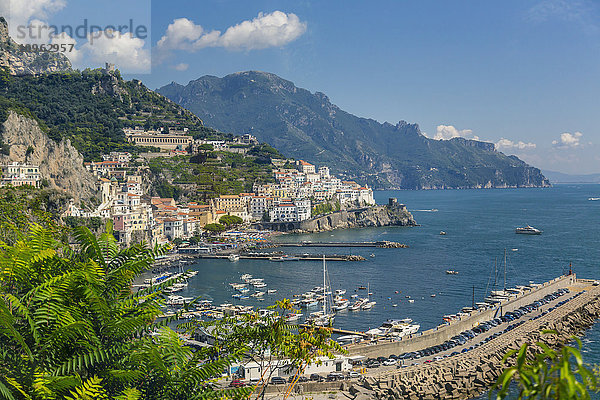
[253,199,417,233]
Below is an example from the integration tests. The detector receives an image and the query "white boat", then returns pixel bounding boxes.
[515,225,542,235]
[349,301,362,311]
[241,274,253,282]
[228,254,240,262]
[301,299,319,308]
[445,270,459,275]
[361,301,376,310]
[334,289,346,296]
[253,282,267,288]
[267,289,277,294]
[332,302,348,311]
[285,313,303,322]
[166,295,192,306]
[378,319,420,337]
[251,291,265,298]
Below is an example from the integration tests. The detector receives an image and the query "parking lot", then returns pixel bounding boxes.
[360,288,582,375]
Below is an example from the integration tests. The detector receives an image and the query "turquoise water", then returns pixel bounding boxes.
[179,184,600,393]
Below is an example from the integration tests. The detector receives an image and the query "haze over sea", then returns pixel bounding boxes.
[180,184,600,380]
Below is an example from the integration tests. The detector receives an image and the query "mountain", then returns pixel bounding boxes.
[0,17,72,75]
[542,170,600,184]
[158,71,550,190]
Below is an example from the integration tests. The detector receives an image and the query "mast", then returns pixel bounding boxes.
[323,255,326,316]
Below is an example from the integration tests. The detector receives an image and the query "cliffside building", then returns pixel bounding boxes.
[0,162,41,188]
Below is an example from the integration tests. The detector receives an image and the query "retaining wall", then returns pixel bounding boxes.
[347,274,576,358]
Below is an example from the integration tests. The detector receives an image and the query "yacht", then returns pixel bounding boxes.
[334,289,346,296]
[361,301,376,310]
[332,301,349,312]
[228,254,240,262]
[241,274,253,282]
[515,225,542,235]
[379,319,421,337]
[445,270,459,275]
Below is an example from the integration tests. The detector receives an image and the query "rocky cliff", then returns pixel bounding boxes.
[1,111,98,201]
[253,202,417,233]
[0,17,72,75]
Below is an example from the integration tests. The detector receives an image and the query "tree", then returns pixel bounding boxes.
[0,224,250,399]
[203,223,226,233]
[492,330,598,399]
[219,215,243,227]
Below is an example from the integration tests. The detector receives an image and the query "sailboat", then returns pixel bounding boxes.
[307,256,335,326]
[485,250,511,303]
[361,283,376,310]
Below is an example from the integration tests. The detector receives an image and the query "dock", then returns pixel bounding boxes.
[196,253,365,261]
[298,324,368,337]
[274,241,408,248]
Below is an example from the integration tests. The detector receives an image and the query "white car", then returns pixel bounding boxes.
[347,371,361,378]
[382,359,397,366]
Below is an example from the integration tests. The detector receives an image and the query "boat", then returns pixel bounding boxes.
[332,302,349,311]
[334,289,346,296]
[445,270,459,275]
[358,285,367,290]
[250,291,265,298]
[515,225,542,235]
[228,254,240,262]
[349,301,362,311]
[408,299,415,303]
[267,289,277,294]
[589,197,600,201]
[430,294,436,298]
[370,253,375,258]
[361,301,376,310]
[307,256,336,326]
[241,274,253,282]
[439,231,446,235]
[378,318,420,337]
[285,313,303,322]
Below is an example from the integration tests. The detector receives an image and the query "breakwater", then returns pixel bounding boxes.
[285,279,600,399]
[274,241,408,248]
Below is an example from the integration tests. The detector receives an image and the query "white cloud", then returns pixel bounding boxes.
[50,31,81,63]
[1,0,66,36]
[219,11,307,50]
[156,11,307,58]
[495,138,537,150]
[552,131,584,148]
[433,125,479,141]
[172,63,189,71]
[81,30,150,73]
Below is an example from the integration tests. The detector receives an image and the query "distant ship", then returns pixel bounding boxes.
[515,225,542,235]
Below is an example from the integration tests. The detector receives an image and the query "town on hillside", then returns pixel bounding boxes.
[1,128,374,247]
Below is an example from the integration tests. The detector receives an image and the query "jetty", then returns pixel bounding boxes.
[196,253,366,261]
[274,241,408,248]
[268,275,600,399]
[298,324,369,338]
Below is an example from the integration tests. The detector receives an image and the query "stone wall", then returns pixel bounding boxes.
[348,275,575,358]
[342,280,600,399]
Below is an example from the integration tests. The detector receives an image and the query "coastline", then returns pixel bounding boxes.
[251,200,417,234]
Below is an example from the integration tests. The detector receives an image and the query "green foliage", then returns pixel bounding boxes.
[0,186,69,245]
[492,331,599,400]
[0,224,250,399]
[203,223,226,233]
[312,203,334,217]
[219,215,243,227]
[148,153,274,201]
[153,180,182,201]
[1,71,222,161]
[197,144,214,151]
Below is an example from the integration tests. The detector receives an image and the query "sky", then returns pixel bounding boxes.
[2,0,599,174]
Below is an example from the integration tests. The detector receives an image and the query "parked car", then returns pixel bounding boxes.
[310,373,324,382]
[382,359,396,366]
[347,371,361,378]
[271,377,286,385]
[229,379,246,388]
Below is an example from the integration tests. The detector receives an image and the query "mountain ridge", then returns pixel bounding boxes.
[158,70,550,190]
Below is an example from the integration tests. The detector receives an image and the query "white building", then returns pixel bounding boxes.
[0,162,41,188]
[239,356,352,381]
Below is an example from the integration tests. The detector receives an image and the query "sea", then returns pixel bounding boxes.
[174,184,600,396]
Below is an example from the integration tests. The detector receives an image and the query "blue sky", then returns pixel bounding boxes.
[3,0,600,174]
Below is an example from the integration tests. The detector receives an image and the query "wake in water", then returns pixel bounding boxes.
[414,209,439,212]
